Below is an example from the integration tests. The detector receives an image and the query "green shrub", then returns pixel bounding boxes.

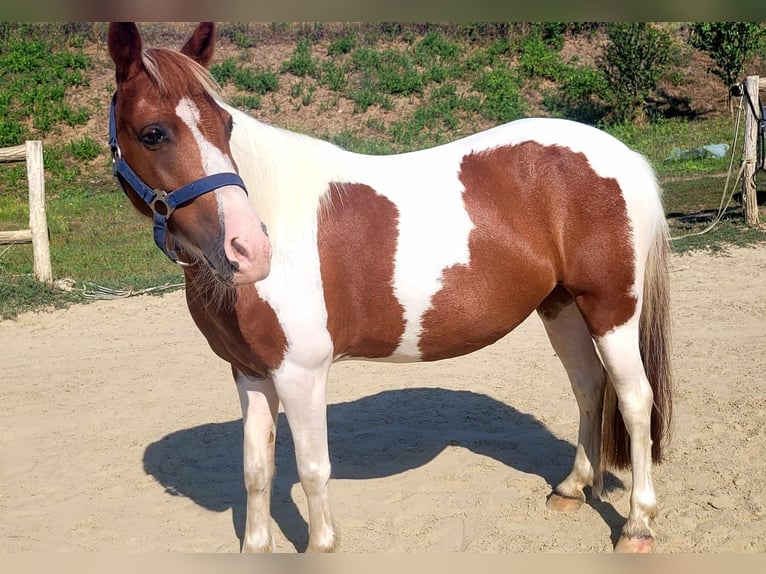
[67,136,101,161]
[349,48,422,96]
[0,33,90,145]
[0,118,25,147]
[282,38,318,77]
[233,68,279,94]
[543,65,609,124]
[345,46,423,110]
[690,22,766,88]
[376,51,423,95]
[328,34,356,55]
[474,68,526,122]
[230,94,261,110]
[224,23,256,49]
[347,81,392,113]
[302,85,316,107]
[210,57,238,84]
[62,106,89,127]
[414,31,460,62]
[518,34,566,81]
[349,46,381,74]
[320,61,347,91]
[462,49,492,72]
[598,22,673,123]
[390,84,459,147]
[329,130,397,155]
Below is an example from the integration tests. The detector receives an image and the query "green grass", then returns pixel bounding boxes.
[1,188,182,284]
[0,32,90,146]
[670,219,766,254]
[0,275,81,319]
[0,187,184,319]
[661,174,730,214]
[661,172,766,253]
[2,22,765,319]
[607,114,737,178]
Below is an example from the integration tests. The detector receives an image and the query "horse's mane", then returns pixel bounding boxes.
[141,48,222,101]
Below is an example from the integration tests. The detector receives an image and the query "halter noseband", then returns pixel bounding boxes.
[108,93,248,263]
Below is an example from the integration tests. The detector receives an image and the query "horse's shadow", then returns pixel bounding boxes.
[142,388,625,551]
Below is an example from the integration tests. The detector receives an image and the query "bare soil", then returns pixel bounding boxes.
[2,245,765,553]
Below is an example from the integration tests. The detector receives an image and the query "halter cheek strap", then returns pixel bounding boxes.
[108,93,248,263]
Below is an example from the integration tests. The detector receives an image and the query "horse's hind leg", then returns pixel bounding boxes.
[537,287,606,512]
[577,292,657,553]
[235,369,279,553]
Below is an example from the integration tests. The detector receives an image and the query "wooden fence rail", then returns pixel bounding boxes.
[0,141,52,284]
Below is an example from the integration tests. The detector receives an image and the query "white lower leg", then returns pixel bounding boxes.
[236,371,279,553]
[275,364,337,552]
[596,322,657,547]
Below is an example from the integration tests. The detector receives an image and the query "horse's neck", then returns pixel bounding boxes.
[228,109,352,242]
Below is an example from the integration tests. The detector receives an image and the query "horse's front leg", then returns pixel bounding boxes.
[274,361,337,552]
[235,368,279,553]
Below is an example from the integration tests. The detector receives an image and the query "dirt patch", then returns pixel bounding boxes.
[1,245,765,552]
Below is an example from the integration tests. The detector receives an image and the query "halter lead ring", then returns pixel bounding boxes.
[108,93,248,263]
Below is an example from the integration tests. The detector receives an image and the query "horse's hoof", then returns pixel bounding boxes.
[546,490,585,513]
[241,537,275,553]
[307,531,339,553]
[614,535,653,553]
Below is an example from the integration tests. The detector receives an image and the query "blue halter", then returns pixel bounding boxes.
[108,94,248,263]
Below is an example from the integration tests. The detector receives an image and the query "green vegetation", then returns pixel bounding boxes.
[1,22,765,318]
[281,38,319,77]
[598,23,675,124]
[0,24,91,147]
[690,22,766,88]
[211,58,279,95]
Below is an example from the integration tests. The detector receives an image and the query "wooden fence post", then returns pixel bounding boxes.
[742,75,761,227]
[26,141,52,283]
[0,140,52,284]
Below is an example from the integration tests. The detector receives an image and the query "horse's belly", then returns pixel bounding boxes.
[398,269,553,362]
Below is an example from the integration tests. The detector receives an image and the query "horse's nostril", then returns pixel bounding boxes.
[231,237,248,259]
[261,222,268,236]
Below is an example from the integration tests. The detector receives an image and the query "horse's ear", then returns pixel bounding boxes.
[108,22,143,84]
[180,22,216,68]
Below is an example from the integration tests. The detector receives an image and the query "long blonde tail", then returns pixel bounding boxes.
[601,217,674,469]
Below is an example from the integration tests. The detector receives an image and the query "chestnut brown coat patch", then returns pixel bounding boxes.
[184,274,288,379]
[318,183,405,359]
[419,142,636,361]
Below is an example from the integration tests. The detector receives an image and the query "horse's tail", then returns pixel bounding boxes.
[601,182,674,470]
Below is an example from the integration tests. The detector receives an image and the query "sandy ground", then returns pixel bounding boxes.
[1,244,765,553]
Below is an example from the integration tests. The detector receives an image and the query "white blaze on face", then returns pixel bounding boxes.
[174,97,272,284]
[175,97,237,174]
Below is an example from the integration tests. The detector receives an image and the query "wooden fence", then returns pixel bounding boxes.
[0,141,52,284]
[742,75,763,227]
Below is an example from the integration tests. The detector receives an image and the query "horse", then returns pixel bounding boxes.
[107,22,673,553]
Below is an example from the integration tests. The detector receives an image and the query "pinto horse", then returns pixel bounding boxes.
[107,22,672,553]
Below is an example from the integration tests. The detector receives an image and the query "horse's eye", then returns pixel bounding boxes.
[140,126,167,147]
[227,117,234,136]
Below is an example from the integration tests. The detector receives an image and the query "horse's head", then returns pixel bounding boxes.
[107,22,271,286]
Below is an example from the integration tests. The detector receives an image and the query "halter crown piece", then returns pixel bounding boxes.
[108,94,248,263]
